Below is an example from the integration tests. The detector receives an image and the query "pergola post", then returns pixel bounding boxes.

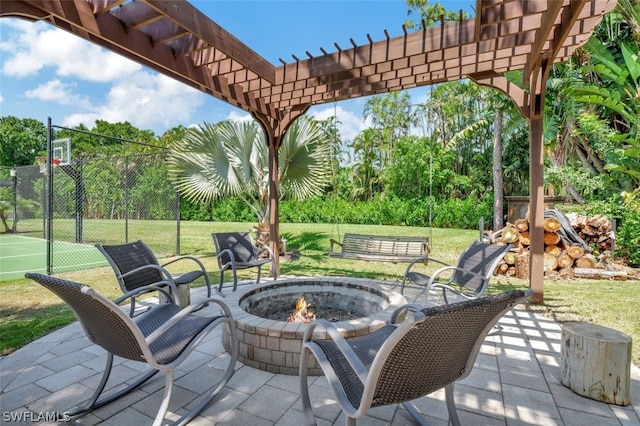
[252,109,307,276]
[528,57,552,304]
[471,59,551,304]
[267,134,281,276]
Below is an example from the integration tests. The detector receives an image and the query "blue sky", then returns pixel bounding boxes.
[0,1,473,142]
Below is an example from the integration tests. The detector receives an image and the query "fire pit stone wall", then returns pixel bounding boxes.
[221,276,407,375]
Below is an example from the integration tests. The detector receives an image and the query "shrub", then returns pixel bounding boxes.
[616,199,640,267]
[279,195,489,230]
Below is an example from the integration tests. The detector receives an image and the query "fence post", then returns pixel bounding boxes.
[46,117,53,275]
[11,167,17,234]
[125,155,129,243]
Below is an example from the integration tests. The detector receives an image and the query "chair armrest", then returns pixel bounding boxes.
[216,248,237,269]
[113,282,176,306]
[389,303,426,324]
[430,265,486,286]
[117,264,181,305]
[303,319,369,383]
[145,297,233,345]
[400,256,449,293]
[403,256,448,274]
[161,255,207,273]
[428,265,490,301]
[329,238,343,253]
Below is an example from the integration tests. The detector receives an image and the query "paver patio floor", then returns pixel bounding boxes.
[2,279,639,425]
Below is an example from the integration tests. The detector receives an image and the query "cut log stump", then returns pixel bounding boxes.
[515,253,529,279]
[560,322,632,406]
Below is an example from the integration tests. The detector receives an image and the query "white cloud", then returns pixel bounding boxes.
[61,72,206,132]
[309,105,365,142]
[25,79,92,108]
[0,20,210,133]
[227,111,252,122]
[1,20,140,81]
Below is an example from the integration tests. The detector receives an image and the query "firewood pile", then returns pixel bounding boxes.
[487,212,631,280]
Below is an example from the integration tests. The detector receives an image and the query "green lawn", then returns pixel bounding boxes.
[1,220,638,366]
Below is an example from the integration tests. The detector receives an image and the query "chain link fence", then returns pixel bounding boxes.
[2,151,180,275]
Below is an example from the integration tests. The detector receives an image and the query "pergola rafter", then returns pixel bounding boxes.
[0,0,618,302]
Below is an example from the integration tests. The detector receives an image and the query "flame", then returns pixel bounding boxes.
[287,296,316,323]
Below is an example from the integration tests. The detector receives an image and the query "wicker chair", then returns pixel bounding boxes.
[299,289,532,426]
[400,240,512,305]
[212,231,277,292]
[25,272,237,426]
[97,240,212,315]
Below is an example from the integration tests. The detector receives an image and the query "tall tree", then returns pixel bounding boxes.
[349,128,381,201]
[362,91,418,171]
[0,116,46,167]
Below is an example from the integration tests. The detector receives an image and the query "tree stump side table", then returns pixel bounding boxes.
[159,283,191,308]
[560,321,632,406]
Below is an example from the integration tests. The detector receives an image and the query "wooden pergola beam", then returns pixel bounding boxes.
[0,0,618,298]
[1,0,614,116]
[141,0,275,84]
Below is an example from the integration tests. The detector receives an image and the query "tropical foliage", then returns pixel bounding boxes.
[167,117,332,224]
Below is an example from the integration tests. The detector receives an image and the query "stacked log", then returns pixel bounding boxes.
[564,213,614,252]
[489,214,626,280]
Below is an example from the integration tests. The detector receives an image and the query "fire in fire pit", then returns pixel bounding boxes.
[288,296,316,323]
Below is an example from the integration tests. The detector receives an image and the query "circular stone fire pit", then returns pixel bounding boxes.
[221,277,407,375]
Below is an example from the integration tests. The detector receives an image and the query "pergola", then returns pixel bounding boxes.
[1,0,617,302]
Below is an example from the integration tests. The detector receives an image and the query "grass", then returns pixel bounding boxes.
[1,220,639,366]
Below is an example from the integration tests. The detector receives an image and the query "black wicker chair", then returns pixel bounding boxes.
[212,231,277,292]
[400,240,513,305]
[300,289,532,426]
[25,272,237,426]
[97,240,212,315]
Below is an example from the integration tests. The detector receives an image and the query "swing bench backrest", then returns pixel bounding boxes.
[329,233,430,263]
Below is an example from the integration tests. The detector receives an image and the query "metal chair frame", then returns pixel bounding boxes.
[25,272,237,426]
[97,240,212,315]
[401,240,513,305]
[300,290,532,426]
[212,231,277,292]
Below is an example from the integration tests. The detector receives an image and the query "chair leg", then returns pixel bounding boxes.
[176,317,239,425]
[153,370,174,426]
[299,347,318,426]
[401,402,430,426]
[218,271,225,292]
[203,272,212,298]
[256,266,262,284]
[129,297,136,317]
[345,416,356,426]
[68,352,114,416]
[445,384,461,426]
[68,352,159,418]
[232,268,238,291]
[400,276,408,294]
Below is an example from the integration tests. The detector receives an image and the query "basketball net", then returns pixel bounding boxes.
[37,157,61,174]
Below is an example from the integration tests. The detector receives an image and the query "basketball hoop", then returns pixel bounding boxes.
[37,157,61,174]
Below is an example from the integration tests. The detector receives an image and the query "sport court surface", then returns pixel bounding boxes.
[0,235,107,281]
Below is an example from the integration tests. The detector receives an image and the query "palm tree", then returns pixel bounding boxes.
[167,116,332,224]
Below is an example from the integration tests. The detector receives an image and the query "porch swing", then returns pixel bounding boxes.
[328,102,432,263]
